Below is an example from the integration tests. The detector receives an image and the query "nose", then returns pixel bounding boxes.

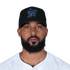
[31,31,36,36]
[31,28,36,36]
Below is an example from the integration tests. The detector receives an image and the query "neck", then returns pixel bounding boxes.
[20,48,47,67]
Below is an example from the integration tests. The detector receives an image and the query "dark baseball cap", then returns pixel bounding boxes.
[18,6,47,28]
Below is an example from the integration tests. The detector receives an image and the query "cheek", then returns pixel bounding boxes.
[20,28,46,41]
[37,30,45,40]
[21,31,30,40]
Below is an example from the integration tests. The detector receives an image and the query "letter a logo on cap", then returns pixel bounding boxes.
[27,8,37,18]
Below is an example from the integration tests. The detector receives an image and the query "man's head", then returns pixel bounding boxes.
[17,6,48,53]
[16,5,51,53]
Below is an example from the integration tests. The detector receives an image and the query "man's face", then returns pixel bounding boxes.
[17,21,48,53]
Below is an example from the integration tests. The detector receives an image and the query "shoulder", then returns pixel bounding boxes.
[0,53,19,70]
[0,63,8,70]
[47,52,70,70]
[60,62,70,70]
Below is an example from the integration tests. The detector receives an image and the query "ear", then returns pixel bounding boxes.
[46,25,51,37]
[45,28,48,37]
[48,25,51,38]
[17,29,21,37]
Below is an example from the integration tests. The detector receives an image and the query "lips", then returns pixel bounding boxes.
[30,38,37,42]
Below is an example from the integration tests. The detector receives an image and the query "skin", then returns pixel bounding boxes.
[17,21,48,67]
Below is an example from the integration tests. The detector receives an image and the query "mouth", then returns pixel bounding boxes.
[30,38,38,42]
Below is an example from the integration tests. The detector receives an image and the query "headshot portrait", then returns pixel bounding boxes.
[0,0,70,70]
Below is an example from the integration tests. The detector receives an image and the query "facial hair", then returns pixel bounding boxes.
[21,36,46,54]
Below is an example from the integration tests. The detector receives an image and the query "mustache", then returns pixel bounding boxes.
[27,36,40,41]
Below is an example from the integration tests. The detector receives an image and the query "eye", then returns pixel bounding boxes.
[25,26,29,28]
[25,26,41,29]
[36,26,41,28]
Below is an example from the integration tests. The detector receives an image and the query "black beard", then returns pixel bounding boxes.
[21,36,46,54]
